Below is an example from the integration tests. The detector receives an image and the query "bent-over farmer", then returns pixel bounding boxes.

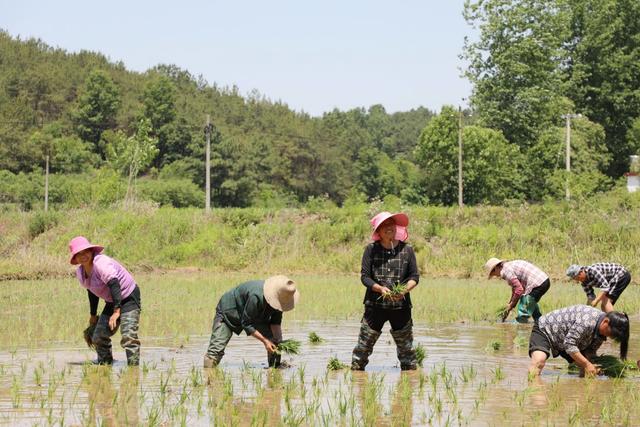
[566,263,631,313]
[70,236,141,366]
[528,305,629,377]
[484,258,550,323]
[351,211,420,371]
[204,276,299,368]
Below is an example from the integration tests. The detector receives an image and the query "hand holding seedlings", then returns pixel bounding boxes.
[263,339,278,354]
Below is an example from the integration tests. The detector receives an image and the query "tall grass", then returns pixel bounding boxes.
[1,188,640,280]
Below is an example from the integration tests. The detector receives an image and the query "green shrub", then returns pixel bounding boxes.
[137,178,204,208]
[28,211,60,239]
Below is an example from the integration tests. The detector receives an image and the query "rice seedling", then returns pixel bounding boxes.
[83,324,96,349]
[308,332,324,344]
[327,357,348,371]
[415,343,426,367]
[378,283,408,301]
[276,339,302,355]
[568,355,639,378]
[512,335,528,349]
[485,340,502,352]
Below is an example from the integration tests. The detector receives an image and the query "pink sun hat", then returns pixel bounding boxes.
[370,211,409,242]
[68,236,104,265]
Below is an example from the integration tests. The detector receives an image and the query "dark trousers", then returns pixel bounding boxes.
[363,305,412,332]
[529,279,551,302]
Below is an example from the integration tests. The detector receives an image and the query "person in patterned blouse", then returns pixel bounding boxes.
[528,305,629,377]
[351,212,420,371]
[566,263,631,313]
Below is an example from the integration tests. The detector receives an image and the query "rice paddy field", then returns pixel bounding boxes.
[2,273,640,426]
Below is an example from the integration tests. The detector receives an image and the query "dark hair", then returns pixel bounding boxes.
[606,311,630,360]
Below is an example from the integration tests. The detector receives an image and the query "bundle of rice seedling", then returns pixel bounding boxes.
[378,283,408,301]
[415,343,426,367]
[308,331,324,344]
[327,357,348,371]
[485,340,502,352]
[276,339,302,355]
[83,324,96,349]
[495,307,508,322]
[568,355,638,378]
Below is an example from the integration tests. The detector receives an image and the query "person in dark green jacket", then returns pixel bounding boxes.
[203,275,299,368]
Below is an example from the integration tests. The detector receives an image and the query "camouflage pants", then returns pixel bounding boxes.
[92,309,141,366]
[351,321,382,370]
[390,320,417,370]
[204,315,279,368]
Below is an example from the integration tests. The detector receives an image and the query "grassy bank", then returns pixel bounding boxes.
[3,272,640,348]
[1,189,640,281]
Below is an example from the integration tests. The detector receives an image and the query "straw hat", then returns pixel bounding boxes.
[484,258,503,278]
[69,236,104,265]
[264,275,299,312]
[370,211,409,242]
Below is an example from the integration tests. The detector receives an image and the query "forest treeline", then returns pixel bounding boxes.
[1,0,639,209]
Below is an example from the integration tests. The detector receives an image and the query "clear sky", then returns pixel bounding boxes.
[1,0,475,116]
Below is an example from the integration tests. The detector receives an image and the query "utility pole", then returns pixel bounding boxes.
[458,106,464,208]
[204,115,212,213]
[561,113,581,201]
[44,154,49,212]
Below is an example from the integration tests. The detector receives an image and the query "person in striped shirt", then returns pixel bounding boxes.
[566,263,631,313]
[485,258,551,322]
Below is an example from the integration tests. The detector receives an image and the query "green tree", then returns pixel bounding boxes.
[526,116,612,199]
[462,0,571,149]
[142,76,184,167]
[74,70,120,152]
[104,118,158,203]
[415,106,525,205]
[567,0,640,175]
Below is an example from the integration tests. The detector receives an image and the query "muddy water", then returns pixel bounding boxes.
[0,320,639,426]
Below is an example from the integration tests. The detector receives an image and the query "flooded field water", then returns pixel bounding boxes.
[1,320,639,426]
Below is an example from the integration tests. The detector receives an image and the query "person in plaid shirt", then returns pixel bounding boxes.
[566,263,631,313]
[351,211,420,371]
[528,305,629,377]
[484,258,550,322]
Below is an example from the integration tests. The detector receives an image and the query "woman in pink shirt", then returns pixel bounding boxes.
[69,236,141,365]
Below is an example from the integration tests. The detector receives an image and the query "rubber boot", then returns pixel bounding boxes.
[390,320,417,370]
[351,321,382,370]
[268,352,282,369]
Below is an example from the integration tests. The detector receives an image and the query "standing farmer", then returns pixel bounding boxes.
[528,305,629,377]
[204,276,299,368]
[70,236,141,366]
[566,263,631,313]
[351,212,420,371]
[484,258,550,323]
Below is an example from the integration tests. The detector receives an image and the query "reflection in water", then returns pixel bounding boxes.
[0,319,639,426]
[83,366,140,426]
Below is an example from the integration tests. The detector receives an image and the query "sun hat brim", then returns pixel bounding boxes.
[484,258,503,278]
[263,275,299,312]
[370,212,410,241]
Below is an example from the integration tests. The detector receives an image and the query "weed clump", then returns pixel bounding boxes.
[327,357,348,371]
[308,332,324,344]
[276,339,302,355]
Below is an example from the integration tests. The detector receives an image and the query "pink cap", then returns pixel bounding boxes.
[370,211,409,242]
[68,236,104,265]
